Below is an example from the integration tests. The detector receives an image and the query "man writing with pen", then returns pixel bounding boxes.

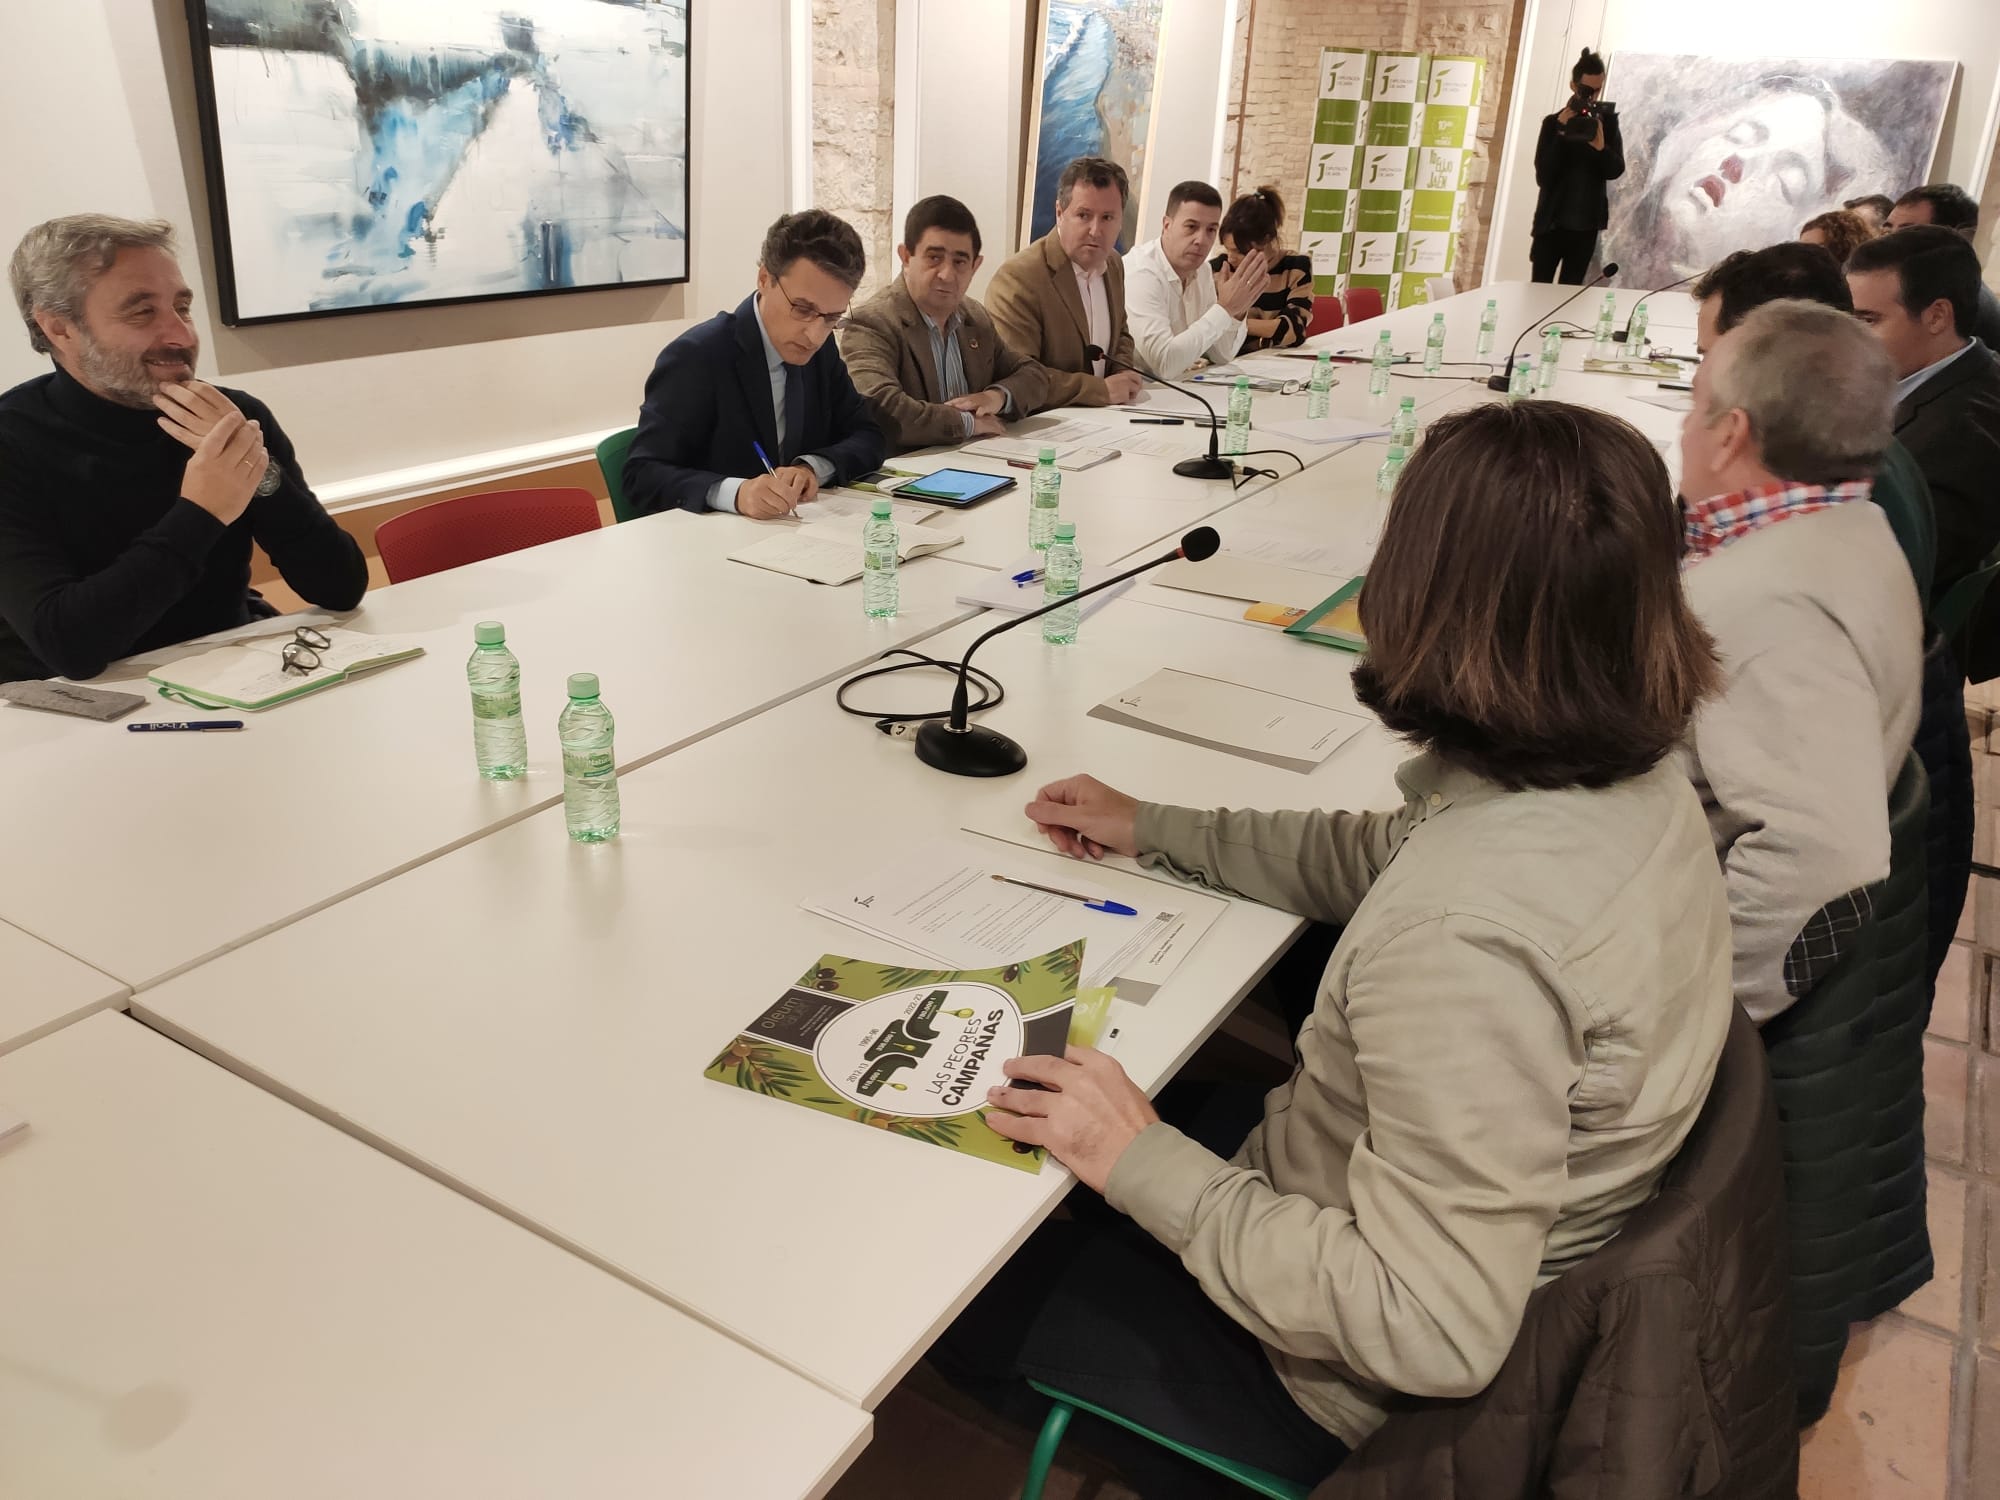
[623,211,886,519]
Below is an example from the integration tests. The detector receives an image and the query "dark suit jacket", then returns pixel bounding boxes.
[1975,283,2000,354]
[984,232,1138,410]
[1531,110,1625,235]
[838,278,1051,453]
[1895,341,2000,602]
[623,295,885,517]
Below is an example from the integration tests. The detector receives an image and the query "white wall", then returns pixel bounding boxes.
[1486,0,2000,287]
[0,0,792,495]
[1133,0,1238,234]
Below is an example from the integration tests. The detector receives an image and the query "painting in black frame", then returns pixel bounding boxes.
[183,0,692,326]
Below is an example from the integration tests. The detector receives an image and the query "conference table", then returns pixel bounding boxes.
[5,280,1693,1492]
[0,1012,869,1499]
[0,920,125,1056]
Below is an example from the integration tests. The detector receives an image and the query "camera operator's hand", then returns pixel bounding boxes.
[1590,119,1606,151]
[1557,105,1577,125]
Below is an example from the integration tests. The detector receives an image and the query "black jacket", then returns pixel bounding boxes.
[1895,342,2000,675]
[1531,110,1625,235]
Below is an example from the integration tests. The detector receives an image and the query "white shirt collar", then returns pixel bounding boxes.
[1894,338,1977,406]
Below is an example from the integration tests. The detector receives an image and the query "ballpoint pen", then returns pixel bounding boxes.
[751,439,779,477]
[1010,567,1046,587]
[990,873,1137,916]
[128,720,246,732]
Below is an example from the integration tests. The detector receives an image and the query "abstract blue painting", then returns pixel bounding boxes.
[186,0,690,324]
[1023,0,1165,251]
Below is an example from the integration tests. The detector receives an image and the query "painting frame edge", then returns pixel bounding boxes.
[179,0,696,328]
[1018,0,1056,252]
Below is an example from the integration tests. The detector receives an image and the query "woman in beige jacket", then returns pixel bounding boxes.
[940,401,1736,1496]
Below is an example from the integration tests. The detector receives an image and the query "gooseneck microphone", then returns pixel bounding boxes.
[1484,262,1620,392]
[1613,272,1699,342]
[914,526,1223,778]
[1087,345,1235,480]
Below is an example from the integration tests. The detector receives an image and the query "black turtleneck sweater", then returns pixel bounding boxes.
[0,366,367,682]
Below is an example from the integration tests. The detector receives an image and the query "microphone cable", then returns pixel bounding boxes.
[835,647,1005,737]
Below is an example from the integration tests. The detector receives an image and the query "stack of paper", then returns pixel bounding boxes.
[1258,414,1394,445]
[963,416,1113,468]
[954,558,1134,617]
[802,841,1222,1001]
[728,519,963,584]
[1153,525,1362,610]
[1090,668,1367,773]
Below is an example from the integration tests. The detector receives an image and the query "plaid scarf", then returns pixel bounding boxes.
[1681,480,1873,566]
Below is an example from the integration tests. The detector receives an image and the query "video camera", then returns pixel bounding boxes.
[1562,84,1614,140]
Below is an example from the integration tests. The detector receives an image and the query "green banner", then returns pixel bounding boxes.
[1299,48,1369,297]
[1347,51,1426,309]
[1403,55,1485,295]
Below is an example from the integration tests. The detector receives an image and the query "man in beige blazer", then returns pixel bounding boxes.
[986,157,1146,409]
[841,196,1051,453]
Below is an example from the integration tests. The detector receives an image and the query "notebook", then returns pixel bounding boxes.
[1284,578,1367,652]
[728,519,964,585]
[147,629,426,711]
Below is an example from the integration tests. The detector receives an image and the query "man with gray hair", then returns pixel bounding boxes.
[1,215,365,682]
[1676,297,1923,1023]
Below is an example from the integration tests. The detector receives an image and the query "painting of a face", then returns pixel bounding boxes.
[1602,55,1956,290]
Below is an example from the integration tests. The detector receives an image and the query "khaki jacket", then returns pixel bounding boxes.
[984,232,1138,409]
[1108,753,1733,1449]
[838,279,1051,453]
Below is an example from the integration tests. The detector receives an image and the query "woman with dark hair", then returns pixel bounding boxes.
[1530,47,1624,282]
[1799,208,1878,265]
[933,401,1734,1497]
[1211,186,1314,350]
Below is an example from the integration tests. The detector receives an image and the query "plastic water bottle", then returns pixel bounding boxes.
[1029,447,1061,551]
[1628,299,1650,350]
[558,673,619,843]
[1224,376,1253,456]
[1042,522,1082,645]
[1373,445,1408,535]
[466,620,526,781]
[861,498,899,619]
[1476,298,1498,357]
[1424,313,1446,374]
[1538,326,1562,392]
[1307,351,1333,420]
[1508,356,1533,401]
[1368,330,1394,397]
[1592,291,1616,355]
[1391,396,1418,450]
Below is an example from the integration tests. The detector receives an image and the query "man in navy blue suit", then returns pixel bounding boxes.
[624,211,886,519]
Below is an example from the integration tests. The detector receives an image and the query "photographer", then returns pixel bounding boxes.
[1531,49,1625,284]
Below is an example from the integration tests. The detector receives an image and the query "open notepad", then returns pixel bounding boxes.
[728,518,964,584]
[148,628,425,711]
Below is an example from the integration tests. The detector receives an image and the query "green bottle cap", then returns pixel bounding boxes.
[566,673,600,700]
[1399,396,1415,409]
[1038,446,1056,463]
[1378,330,1391,341]
[1432,312,1443,322]
[1315,349,1331,361]
[1054,521,1076,541]
[870,498,891,518]
[1234,376,1250,388]
[473,620,505,646]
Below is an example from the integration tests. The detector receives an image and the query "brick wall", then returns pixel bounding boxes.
[1221,0,1527,288]
[812,0,897,302]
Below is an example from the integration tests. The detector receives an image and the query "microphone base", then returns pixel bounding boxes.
[1485,374,1513,393]
[1611,330,1631,343]
[1173,454,1236,480]
[914,720,1029,778]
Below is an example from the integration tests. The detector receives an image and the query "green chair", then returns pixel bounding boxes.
[1020,1378,1310,1500]
[596,427,639,523]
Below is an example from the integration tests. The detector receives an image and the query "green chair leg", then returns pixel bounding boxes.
[1020,1397,1073,1500]
[1025,1379,1312,1500]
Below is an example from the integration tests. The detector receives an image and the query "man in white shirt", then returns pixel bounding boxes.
[1125,182,1269,381]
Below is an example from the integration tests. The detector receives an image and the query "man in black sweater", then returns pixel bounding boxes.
[1530,48,1625,284]
[1,215,366,682]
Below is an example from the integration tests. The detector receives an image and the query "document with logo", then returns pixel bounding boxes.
[705,943,1082,1171]
[1090,668,1367,773]
[802,842,1222,1001]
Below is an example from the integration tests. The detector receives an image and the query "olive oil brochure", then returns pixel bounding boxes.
[704,943,1083,1173]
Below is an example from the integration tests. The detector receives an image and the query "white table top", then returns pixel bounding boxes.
[0,1012,869,1500]
[0,921,126,1057]
[0,510,987,989]
[137,595,1410,1409]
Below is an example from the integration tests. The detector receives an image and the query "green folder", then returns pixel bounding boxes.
[1284,577,1367,652]
[148,631,424,711]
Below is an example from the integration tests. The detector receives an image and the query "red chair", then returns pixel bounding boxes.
[375,487,604,584]
[1342,287,1386,325]
[1304,295,1345,338]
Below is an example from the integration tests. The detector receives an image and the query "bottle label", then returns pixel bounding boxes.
[563,748,615,779]
[472,689,521,720]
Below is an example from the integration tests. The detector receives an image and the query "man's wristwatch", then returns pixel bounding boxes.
[255,459,284,497]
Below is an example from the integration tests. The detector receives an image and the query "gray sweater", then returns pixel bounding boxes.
[1678,502,1923,1022]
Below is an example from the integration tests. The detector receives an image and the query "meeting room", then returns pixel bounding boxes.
[8,1,2000,1496]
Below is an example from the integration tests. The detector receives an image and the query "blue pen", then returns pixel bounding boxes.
[1010,567,1046,587]
[751,439,779,477]
[991,873,1138,917]
[128,720,245,732]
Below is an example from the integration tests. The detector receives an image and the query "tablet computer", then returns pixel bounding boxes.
[890,468,1018,507]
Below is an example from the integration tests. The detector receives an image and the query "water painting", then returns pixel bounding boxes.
[1602,54,1956,290]
[1023,0,1166,250]
[185,0,691,325]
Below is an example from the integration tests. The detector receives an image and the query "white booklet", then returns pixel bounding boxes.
[147,627,424,711]
[803,839,1223,1001]
[1257,415,1394,444]
[955,556,1133,617]
[1090,667,1368,773]
[728,519,963,585]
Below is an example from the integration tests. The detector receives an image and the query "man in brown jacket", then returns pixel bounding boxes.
[839,196,1050,454]
[985,157,1146,409]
